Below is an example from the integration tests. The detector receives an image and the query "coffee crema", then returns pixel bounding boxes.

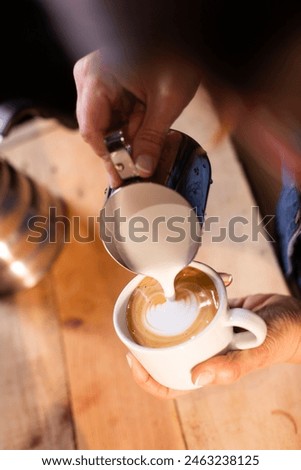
[126,266,219,348]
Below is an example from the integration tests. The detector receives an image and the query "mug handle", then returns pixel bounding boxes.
[225,308,267,350]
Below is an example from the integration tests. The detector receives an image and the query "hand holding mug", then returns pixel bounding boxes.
[113,262,268,392]
[126,293,301,399]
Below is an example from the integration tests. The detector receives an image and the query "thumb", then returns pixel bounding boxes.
[132,99,180,177]
[191,344,273,387]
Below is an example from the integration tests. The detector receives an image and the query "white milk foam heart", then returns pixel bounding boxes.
[145,294,200,336]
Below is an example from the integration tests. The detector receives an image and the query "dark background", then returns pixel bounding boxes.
[0,1,76,127]
[3,0,301,129]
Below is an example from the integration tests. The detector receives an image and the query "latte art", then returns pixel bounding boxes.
[126,266,219,348]
[145,296,200,336]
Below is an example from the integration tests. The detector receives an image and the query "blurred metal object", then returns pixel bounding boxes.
[0,158,67,295]
[0,99,40,139]
[0,99,69,295]
[104,130,138,180]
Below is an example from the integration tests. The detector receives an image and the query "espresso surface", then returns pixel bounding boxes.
[126,266,219,348]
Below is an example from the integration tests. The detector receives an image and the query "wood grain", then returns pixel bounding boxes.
[173,90,300,450]
[177,364,301,449]
[0,278,74,450]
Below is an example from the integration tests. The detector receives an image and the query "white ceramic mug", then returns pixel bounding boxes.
[113,262,267,390]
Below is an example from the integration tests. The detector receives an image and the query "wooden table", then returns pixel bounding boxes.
[0,89,300,450]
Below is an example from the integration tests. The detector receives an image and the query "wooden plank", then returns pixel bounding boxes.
[0,123,76,450]
[0,277,74,450]
[177,364,301,450]
[3,123,185,449]
[173,89,300,449]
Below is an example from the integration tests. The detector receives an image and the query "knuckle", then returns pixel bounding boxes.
[73,58,86,81]
[137,128,166,149]
[264,320,297,363]
[73,58,104,93]
[223,363,241,383]
[80,127,94,144]
[156,87,178,104]
[251,343,271,368]
[160,388,174,400]
[218,354,242,383]
[86,76,104,92]
[131,362,152,386]
[142,373,152,385]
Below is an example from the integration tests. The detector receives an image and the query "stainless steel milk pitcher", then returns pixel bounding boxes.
[100,129,212,273]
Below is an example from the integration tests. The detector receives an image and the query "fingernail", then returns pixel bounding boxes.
[126,353,133,369]
[135,155,154,176]
[194,371,214,387]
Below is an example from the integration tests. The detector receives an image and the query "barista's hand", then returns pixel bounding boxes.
[74,50,201,187]
[126,294,301,399]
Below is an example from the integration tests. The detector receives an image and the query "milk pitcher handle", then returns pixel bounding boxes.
[104,130,139,180]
